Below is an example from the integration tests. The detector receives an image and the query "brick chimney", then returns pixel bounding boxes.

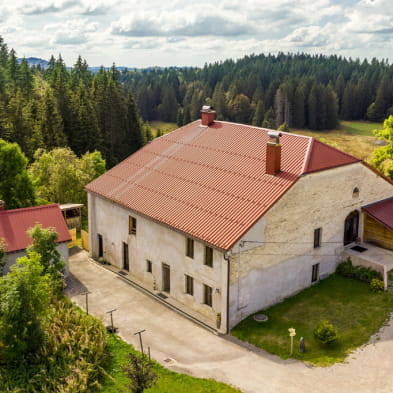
[201,105,215,126]
[0,200,4,210]
[266,131,282,175]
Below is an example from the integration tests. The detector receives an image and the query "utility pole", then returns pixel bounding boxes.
[134,329,146,355]
[82,291,91,315]
[106,309,117,333]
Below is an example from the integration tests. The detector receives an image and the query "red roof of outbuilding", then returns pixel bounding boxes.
[0,204,71,253]
[362,197,393,231]
[86,120,360,250]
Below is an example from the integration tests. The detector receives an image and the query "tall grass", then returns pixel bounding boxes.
[0,298,107,393]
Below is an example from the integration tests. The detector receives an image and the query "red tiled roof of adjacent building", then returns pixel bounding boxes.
[362,197,393,231]
[86,119,361,250]
[0,204,71,253]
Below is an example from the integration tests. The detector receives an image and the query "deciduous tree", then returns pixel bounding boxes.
[0,139,36,209]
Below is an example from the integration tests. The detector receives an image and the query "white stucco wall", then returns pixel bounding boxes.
[88,193,228,332]
[228,162,393,328]
[3,242,69,275]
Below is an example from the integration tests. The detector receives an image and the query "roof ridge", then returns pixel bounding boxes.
[301,137,315,174]
[217,120,312,139]
[0,203,60,214]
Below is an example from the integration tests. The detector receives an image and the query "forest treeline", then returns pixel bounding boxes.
[123,53,393,130]
[0,37,148,168]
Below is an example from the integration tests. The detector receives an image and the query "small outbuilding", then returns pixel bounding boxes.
[60,203,84,230]
[362,197,393,251]
[0,202,71,274]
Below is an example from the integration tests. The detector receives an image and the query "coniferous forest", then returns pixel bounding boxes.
[0,37,146,169]
[123,53,393,130]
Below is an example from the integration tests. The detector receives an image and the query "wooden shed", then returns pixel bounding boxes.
[362,197,393,251]
[60,203,83,230]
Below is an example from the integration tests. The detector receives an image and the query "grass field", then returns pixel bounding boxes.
[231,275,393,367]
[294,120,383,160]
[102,335,242,393]
[149,121,178,137]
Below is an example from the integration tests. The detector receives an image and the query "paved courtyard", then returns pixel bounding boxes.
[67,249,393,393]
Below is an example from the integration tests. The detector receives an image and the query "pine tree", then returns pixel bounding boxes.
[252,100,265,126]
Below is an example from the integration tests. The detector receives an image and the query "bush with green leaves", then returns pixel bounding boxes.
[313,320,339,345]
[370,278,385,292]
[0,251,50,364]
[336,258,382,283]
[0,238,6,276]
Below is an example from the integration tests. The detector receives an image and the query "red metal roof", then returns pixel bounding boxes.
[0,204,71,253]
[86,120,360,250]
[362,197,393,231]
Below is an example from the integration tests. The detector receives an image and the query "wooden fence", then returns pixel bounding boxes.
[69,228,77,247]
[81,230,89,251]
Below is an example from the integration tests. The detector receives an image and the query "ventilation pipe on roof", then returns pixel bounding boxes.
[0,200,4,210]
[201,105,216,126]
[266,131,282,176]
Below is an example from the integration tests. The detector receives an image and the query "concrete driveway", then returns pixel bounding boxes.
[67,249,393,393]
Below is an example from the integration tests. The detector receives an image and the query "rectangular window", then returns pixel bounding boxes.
[186,237,194,258]
[129,216,137,235]
[314,228,322,248]
[185,275,194,296]
[146,260,152,273]
[204,284,213,307]
[204,246,213,267]
[312,263,320,283]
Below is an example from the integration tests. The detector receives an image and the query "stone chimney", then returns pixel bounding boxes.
[266,131,282,175]
[201,105,216,126]
[0,200,4,210]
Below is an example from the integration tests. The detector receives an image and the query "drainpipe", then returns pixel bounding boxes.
[224,251,231,334]
[237,241,244,310]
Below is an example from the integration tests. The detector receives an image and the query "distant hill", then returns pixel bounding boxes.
[18,57,49,68]
[18,58,134,73]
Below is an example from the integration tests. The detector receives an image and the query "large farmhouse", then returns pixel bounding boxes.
[86,107,393,333]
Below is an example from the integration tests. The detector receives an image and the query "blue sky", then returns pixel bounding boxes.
[0,0,392,67]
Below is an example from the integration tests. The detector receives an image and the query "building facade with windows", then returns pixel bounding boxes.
[86,107,393,333]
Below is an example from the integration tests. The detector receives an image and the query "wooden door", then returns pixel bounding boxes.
[162,264,170,293]
[98,234,103,257]
[123,242,129,271]
[344,211,359,245]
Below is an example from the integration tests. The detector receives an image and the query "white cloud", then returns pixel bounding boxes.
[0,0,391,67]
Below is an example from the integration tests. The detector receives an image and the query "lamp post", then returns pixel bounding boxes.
[288,328,296,355]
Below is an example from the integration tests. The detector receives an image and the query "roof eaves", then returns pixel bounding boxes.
[362,210,393,231]
[362,162,393,185]
[361,196,393,210]
[302,160,360,176]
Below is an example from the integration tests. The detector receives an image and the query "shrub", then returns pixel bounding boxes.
[370,278,385,292]
[336,258,354,277]
[336,258,382,283]
[313,320,339,345]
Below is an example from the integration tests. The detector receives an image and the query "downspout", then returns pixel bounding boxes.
[224,251,231,334]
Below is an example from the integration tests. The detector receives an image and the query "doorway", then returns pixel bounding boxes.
[344,211,359,245]
[162,263,170,293]
[122,242,129,271]
[98,234,103,258]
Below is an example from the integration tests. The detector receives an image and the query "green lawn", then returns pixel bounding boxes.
[102,334,242,393]
[231,275,393,366]
[149,121,178,137]
[294,120,383,160]
[340,120,382,136]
